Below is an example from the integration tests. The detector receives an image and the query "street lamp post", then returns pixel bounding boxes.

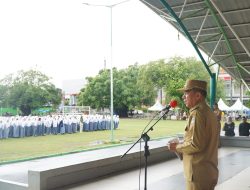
[83,0,130,142]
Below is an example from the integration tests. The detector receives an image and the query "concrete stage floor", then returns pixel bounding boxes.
[55,147,250,190]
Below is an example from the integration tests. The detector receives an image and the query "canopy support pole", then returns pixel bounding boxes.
[210,73,216,109]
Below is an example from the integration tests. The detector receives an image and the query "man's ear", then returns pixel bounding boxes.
[195,91,202,100]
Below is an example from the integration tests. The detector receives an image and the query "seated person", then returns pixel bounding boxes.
[223,116,235,136]
[239,116,250,136]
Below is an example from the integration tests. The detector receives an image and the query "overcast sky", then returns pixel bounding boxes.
[0,0,199,88]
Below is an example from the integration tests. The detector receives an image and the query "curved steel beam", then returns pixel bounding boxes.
[204,0,243,80]
[159,0,213,77]
[210,0,250,57]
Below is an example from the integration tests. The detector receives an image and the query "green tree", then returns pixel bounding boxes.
[138,60,168,88]
[114,64,154,116]
[78,56,226,116]
[136,56,225,110]
[78,69,111,109]
[214,79,226,103]
[162,57,208,108]
[0,85,8,106]
[0,70,62,115]
[78,64,155,116]
[164,56,225,109]
[246,91,250,108]
[137,60,168,105]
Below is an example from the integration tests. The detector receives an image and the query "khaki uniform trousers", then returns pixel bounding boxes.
[186,181,216,190]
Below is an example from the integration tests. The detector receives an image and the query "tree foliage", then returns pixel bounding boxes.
[78,56,226,116]
[246,91,250,108]
[78,69,111,109]
[113,64,155,116]
[0,70,62,115]
[78,64,155,116]
[163,57,210,109]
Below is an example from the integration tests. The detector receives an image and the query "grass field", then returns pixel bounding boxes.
[0,119,186,163]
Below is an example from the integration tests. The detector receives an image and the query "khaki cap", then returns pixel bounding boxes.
[178,79,207,92]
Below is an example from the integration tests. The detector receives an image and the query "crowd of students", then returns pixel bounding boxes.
[82,114,119,131]
[0,114,120,139]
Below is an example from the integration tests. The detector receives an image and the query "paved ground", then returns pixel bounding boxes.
[54,146,250,190]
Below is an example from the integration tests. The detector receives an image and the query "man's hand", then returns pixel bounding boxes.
[167,142,178,152]
[167,142,183,160]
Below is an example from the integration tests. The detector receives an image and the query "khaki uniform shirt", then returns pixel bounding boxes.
[176,100,219,185]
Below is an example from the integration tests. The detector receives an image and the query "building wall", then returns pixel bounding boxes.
[62,79,86,106]
[218,69,249,105]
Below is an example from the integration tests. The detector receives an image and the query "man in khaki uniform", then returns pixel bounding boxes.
[213,103,222,147]
[168,79,219,190]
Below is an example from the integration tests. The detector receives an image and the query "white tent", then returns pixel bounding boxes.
[218,98,231,111]
[148,100,165,111]
[229,98,250,111]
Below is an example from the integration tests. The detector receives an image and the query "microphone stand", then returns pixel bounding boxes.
[121,106,171,190]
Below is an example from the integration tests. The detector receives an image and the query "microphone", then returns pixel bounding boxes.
[162,100,178,111]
